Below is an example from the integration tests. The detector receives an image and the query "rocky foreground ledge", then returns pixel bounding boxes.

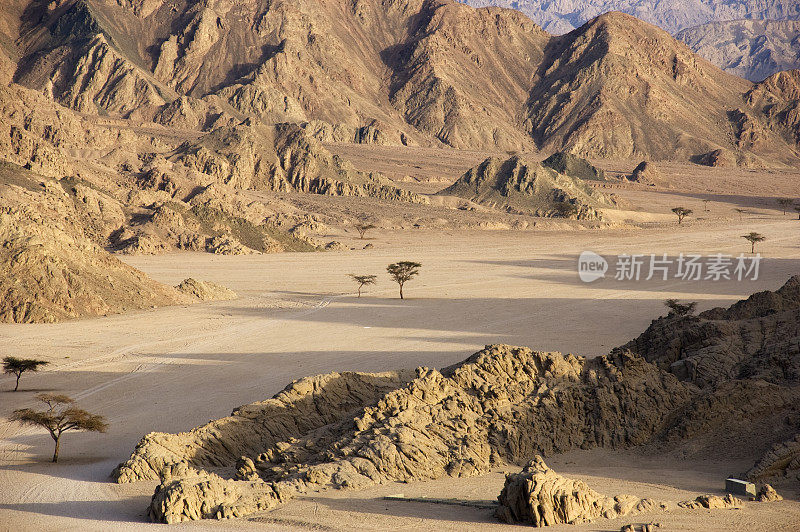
[113,277,800,524]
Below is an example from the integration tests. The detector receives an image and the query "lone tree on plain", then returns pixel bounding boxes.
[671,207,692,225]
[3,356,49,392]
[11,393,108,462]
[354,223,377,240]
[742,232,766,253]
[777,198,794,215]
[665,299,697,317]
[348,274,377,298]
[734,208,748,220]
[387,261,421,300]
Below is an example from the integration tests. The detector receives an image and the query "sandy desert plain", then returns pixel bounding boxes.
[1,144,799,531]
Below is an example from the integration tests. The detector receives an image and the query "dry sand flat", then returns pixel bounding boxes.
[1,213,800,530]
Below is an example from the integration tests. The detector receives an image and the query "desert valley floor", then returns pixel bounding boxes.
[1,145,800,530]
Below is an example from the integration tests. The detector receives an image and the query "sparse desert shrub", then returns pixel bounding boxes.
[11,393,108,462]
[742,232,766,253]
[664,299,697,317]
[354,223,377,240]
[387,261,421,300]
[777,198,794,215]
[348,274,377,298]
[3,356,49,391]
[671,207,692,225]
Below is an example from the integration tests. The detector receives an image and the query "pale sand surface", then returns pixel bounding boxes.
[1,215,799,530]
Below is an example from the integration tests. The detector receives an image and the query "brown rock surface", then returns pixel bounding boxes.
[116,345,690,522]
[495,456,661,526]
[438,156,615,219]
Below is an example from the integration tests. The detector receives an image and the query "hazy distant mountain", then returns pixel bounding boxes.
[459,0,800,34]
[677,19,800,81]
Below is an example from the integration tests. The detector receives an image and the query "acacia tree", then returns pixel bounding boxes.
[11,394,108,462]
[777,198,794,215]
[3,356,49,392]
[387,261,421,300]
[734,208,748,220]
[742,232,766,253]
[354,223,377,240]
[671,207,692,225]
[665,299,697,317]
[348,274,377,298]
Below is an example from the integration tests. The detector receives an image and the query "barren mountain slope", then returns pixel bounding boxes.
[0,171,189,323]
[746,69,800,149]
[677,19,800,82]
[460,0,800,34]
[524,12,799,164]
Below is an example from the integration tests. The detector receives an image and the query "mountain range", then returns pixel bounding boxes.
[459,0,800,34]
[0,0,797,167]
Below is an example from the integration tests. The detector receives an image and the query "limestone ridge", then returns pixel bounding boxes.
[113,276,800,522]
[438,155,615,219]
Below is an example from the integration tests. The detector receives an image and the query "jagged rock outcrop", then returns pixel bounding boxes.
[174,122,429,204]
[748,433,800,484]
[677,19,800,82]
[756,484,783,502]
[438,156,615,219]
[0,180,190,323]
[677,494,743,510]
[628,161,662,186]
[495,456,661,526]
[542,152,606,181]
[746,69,800,149]
[116,345,691,522]
[175,278,237,301]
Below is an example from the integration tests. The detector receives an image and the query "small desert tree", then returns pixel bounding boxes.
[11,394,108,462]
[3,356,49,392]
[387,261,421,300]
[734,208,748,220]
[777,198,794,215]
[742,232,766,253]
[671,207,692,225]
[348,274,377,298]
[354,223,377,240]
[665,299,697,317]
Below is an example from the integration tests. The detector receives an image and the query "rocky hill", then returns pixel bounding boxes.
[438,155,614,219]
[460,0,800,34]
[677,19,800,82]
[111,276,800,522]
[1,1,798,165]
[0,168,237,323]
